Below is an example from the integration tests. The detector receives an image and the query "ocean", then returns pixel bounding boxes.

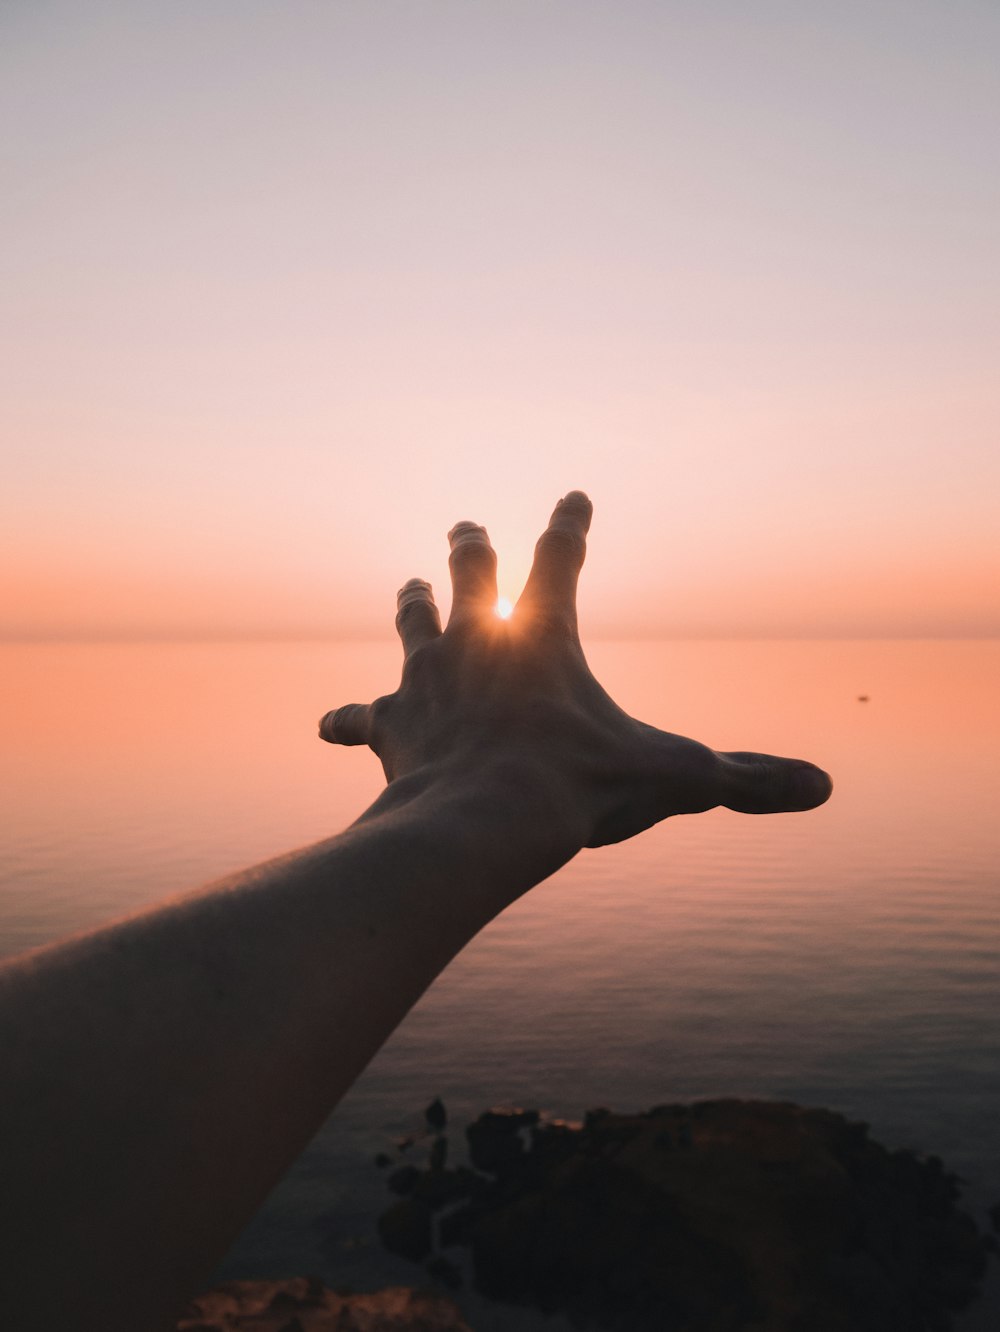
[2,639,998,1328]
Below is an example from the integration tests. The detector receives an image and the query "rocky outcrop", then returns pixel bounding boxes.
[378,1099,993,1331]
[179,1277,473,1332]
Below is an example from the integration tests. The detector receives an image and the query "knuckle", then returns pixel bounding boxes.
[679,740,724,795]
[367,693,395,751]
[369,693,394,728]
[337,703,365,736]
[536,526,586,565]
[395,598,435,632]
[449,540,497,573]
[401,640,434,684]
[532,605,575,638]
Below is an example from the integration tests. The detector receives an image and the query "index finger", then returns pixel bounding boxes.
[517,490,593,628]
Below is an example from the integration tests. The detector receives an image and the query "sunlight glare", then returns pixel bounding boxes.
[496,597,513,620]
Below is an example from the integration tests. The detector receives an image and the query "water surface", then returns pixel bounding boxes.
[2,639,998,1327]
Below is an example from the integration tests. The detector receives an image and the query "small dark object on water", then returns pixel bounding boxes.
[425,1097,447,1131]
[857,694,870,702]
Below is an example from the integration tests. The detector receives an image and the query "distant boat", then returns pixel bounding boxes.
[857,695,870,702]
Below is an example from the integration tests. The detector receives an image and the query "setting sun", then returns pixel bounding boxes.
[496,597,513,620]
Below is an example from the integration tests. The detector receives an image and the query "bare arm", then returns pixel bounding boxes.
[0,492,830,1330]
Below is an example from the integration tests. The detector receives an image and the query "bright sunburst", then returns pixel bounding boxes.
[495,597,513,620]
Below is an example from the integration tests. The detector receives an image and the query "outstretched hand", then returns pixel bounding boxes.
[320,492,830,871]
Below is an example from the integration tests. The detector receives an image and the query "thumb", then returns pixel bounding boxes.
[716,751,833,814]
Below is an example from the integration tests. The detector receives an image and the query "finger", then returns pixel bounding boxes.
[318,703,373,747]
[716,751,833,814]
[447,520,498,625]
[395,577,442,657]
[518,490,593,627]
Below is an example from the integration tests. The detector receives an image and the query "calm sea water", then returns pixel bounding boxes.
[2,639,999,1328]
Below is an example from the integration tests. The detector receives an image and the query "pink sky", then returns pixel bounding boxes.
[2,2,998,639]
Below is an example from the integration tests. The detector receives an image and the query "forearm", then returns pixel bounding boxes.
[0,767,577,1330]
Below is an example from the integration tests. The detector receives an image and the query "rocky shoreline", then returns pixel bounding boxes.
[186,1099,996,1332]
[376,1098,994,1331]
[179,1277,472,1331]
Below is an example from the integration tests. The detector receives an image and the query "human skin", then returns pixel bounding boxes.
[0,491,830,1331]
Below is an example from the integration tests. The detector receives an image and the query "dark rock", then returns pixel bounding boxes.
[387,1164,422,1196]
[584,1106,612,1127]
[528,1119,578,1170]
[377,1198,433,1262]
[439,1204,476,1249]
[430,1135,448,1172]
[267,1274,324,1308]
[465,1107,537,1175]
[479,1107,539,1131]
[425,1097,447,1131]
[414,1164,479,1210]
[373,1152,393,1169]
[379,1098,993,1332]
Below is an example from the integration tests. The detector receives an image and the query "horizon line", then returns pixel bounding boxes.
[2,632,998,646]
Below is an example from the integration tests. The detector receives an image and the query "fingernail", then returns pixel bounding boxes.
[448,521,488,545]
[397,579,432,606]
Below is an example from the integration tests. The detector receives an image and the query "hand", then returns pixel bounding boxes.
[319,492,831,864]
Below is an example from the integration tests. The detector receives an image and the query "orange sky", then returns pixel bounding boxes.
[2,2,998,639]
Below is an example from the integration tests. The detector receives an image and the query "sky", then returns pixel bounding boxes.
[2,0,998,639]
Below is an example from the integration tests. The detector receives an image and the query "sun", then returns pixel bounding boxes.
[495,597,513,620]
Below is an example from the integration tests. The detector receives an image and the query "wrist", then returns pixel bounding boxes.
[353,758,587,907]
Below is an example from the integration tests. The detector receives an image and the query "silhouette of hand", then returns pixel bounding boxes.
[319,492,830,860]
